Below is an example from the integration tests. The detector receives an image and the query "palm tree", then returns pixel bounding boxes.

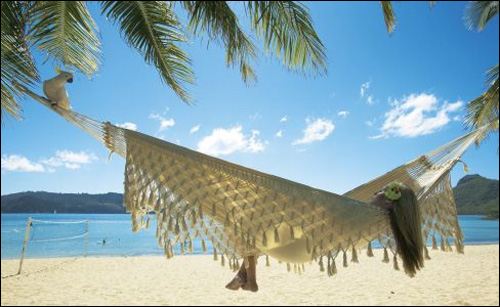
[379,1,499,146]
[463,1,499,145]
[1,1,327,121]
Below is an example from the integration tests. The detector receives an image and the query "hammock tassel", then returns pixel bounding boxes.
[432,234,438,250]
[393,254,400,271]
[185,239,191,253]
[266,255,270,267]
[274,227,280,244]
[367,241,374,257]
[330,258,337,276]
[202,239,207,253]
[343,250,348,268]
[383,247,390,263]
[290,225,295,240]
[262,231,268,247]
[319,256,325,272]
[287,263,291,272]
[351,246,359,263]
[424,245,431,260]
[213,248,218,261]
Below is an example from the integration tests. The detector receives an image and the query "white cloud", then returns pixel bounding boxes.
[42,150,98,170]
[338,110,350,118]
[1,155,45,173]
[159,118,175,131]
[276,130,284,137]
[293,118,335,145]
[366,95,375,105]
[1,150,97,173]
[360,81,371,97]
[197,125,266,157]
[372,93,464,138]
[190,124,201,134]
[150,114,175,131]
[280,115,288,123]
[116,122,137,131]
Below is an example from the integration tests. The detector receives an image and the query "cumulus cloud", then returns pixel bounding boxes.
[371,93,464,139]
[1,155,45,173]
[337,110,349,118]
[2,150,97,173]
[190,124,201,134]
[41,150,98,170]
[293,118,335,145]
[116,122,137,131]
[150,114,175,131]
[280,115,288,123]
[276,130,284,137]
[197,125,266,157]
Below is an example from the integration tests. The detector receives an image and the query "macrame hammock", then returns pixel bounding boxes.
[21,87,486,275]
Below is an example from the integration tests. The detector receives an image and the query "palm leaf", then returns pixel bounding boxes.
[102,1,194,103]
[465,64,499,145]
[245,1,327,75]
[464,1,499,31]
[182,1,258,83]
[380,1,396,34]
[29,1,101,75]
[1,1,39,121]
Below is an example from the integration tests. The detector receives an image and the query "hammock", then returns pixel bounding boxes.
[20,87,486,274]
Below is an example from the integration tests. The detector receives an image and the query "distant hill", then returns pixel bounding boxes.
[1,192,125,214]
[454,175,499,217]
[1,174,498,216]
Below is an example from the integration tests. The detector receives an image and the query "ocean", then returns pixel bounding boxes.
[1,214,498,260]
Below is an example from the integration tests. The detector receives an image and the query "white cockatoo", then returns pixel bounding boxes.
[43,67,74,110]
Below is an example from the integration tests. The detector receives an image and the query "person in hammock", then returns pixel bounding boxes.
[225,182,424,292]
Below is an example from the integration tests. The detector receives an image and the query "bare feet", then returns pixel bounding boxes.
[241,281,259,292]
[225,256,259,292]
[225,274,246,291]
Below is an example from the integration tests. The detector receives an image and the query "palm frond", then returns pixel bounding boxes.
[465,64,499,145]
[1,1,39,121]
[182,1,258,83]
[29,1,100,75]
[102,1,194,103]
[245,1,327,76]
[464,1,499,31]
[380,1,396,34]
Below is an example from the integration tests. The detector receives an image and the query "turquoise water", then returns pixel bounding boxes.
[1,214,498,260]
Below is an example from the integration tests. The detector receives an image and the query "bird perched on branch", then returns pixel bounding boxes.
[43,67,74,110]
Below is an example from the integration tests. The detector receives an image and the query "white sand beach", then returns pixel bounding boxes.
[1,244,498,306]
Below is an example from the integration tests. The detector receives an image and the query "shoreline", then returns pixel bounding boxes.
[2,241,500,261]
[2,244,499,306]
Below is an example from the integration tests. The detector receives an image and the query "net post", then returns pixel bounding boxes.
[18,216,32,275]
[85,219,89,257]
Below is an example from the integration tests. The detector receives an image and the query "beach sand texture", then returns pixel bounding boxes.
[1,244,498,306]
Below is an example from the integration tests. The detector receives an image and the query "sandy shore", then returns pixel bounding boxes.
[1,244,498,306]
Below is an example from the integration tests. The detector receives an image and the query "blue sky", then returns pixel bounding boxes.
[1,1,499,195]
